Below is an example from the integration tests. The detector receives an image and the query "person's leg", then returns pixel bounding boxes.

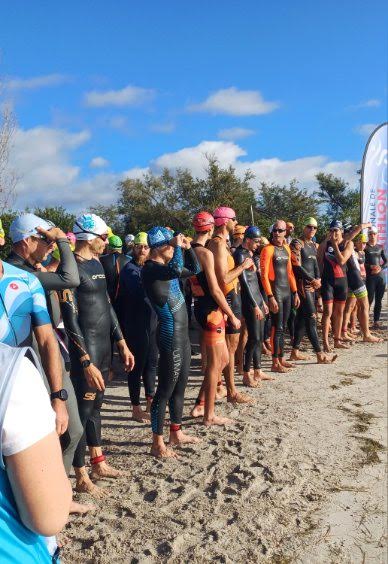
[333,301,348,348]
[342,295,357,339]
[126,336,149,421]
[235,317,247,375]
[373,276,386,324]
[271,293,290,372]
[242,307,260,387]
[290,297,310,360]
[279,293,294,368]
[356,291,382,341]
[143,326,158,413]
[366,275,376,317]
[150,350,178,457]
[169,341,201,445]
[61,371,83,476]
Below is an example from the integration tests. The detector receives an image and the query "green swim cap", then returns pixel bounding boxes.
[108,234,123,249]
[355,233,367,243]
[304,217,318,228]
[134,232,148,245]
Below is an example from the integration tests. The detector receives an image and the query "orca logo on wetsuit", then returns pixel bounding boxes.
[275,256,288,262]
[91,274,106,280]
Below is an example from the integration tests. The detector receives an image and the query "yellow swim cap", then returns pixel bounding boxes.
[304,217,318,228]
[134,231,148,245]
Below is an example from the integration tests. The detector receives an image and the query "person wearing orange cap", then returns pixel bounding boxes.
[189,212,241,425]
[231,225,246,254]
[207,207,255,404]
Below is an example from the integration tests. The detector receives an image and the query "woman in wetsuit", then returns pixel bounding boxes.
[142,227,201,458]
[365,226,387,328]
[59,214,134,497]
[189,212,241,426]
[234,226,272,386]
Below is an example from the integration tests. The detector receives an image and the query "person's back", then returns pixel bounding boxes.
[100,251,130,305]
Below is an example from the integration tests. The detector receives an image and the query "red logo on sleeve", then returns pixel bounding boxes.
[10,283,19,290]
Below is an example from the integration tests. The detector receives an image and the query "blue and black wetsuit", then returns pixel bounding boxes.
[142,246,200,435]
[116,260,158,406]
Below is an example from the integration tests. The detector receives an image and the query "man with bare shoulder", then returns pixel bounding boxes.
[207,206,254,404]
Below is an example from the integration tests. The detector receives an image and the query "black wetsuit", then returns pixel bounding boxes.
[365,244,387,322]
[116,260,158,405]
[321,241,348,303]
[142,246,200,435]
[234,245,265,372]
[291,241,322,353]
[100,252,131,308]
[59,257,123,468]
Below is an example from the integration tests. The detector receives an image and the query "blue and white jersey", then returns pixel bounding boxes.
[0,261,51,347]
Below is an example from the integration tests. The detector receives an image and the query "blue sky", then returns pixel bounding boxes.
[1,0,386,209]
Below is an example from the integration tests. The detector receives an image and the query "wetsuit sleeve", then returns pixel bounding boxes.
[314,256,320,279]
[381,248,388,269]
[144,246,185,280]
[110,302,124,342]
[34,239,80,290]
[181,247,201,278]
[59,287,89,359]
[259,246,274,296]
[285,246,297,292]
[28,273,52,327]
[291,250,315,282]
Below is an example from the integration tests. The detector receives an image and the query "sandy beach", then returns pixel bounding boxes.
[63,312,387,564]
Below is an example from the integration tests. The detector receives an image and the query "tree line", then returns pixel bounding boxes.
[0,158,360,259]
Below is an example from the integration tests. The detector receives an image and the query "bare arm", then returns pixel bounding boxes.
[6,432,72,536]
[332,239,354,265]
[201,250,235,318]
[209,238,250,288]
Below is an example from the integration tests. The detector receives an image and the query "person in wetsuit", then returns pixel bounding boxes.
[99,234,131,309]
[365,226,387,328]
[318,220,354,352]
[260,220,299,373]
[289,218,336,364]
[59,213,134,497]
[189,212,241,426]
[116,231,158,422]
[142,227,201,458]
[234,226,272,386]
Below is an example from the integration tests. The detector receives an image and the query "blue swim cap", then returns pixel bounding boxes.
[244,225,261,240]
[147,226,173,249]
[329,220,343,230]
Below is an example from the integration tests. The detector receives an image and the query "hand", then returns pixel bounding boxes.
[362,222,372,229]
[117,340,135,372]
[229,315,241,330]
[254,306,264,320]
[36,226,67,242]
[170,233,184,248]
[263,302,269,315]
[52,400,69,436]
[241,257,254,270]
[84,363,105,391]
[311,278,321,290]
[371,265,382,274]
[180,236,191,250]
[268,296,279,313]
[294,294,300,308]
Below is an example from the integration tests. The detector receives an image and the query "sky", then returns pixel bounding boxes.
[0,0,387,210]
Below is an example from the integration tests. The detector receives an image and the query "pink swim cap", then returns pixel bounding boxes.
[66,232,76,245]
[213,206,236,227]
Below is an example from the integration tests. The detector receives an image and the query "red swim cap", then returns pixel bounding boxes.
[192,211,215,232]
[213,206,236,227]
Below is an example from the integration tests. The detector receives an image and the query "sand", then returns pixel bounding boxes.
[63,315,387,564]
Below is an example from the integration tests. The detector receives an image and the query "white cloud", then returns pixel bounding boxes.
[150,122,175,134]
[354,123,378,137]
[90,156,109,168]
[218,127,255,140]
[189,87,279,116]
[84,84,155,107]
[349,99,381,110]
[4,74,70,91]
[107,115,129,130]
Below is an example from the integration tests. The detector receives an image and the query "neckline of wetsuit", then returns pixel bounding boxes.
[191,242,204,248]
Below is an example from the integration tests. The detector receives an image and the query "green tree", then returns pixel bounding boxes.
[314,172,360,228]
[32,206,76,233]
[0,209,17,259]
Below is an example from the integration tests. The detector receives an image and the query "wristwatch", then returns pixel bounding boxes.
[81,359,91,369]
[50,389,68,401]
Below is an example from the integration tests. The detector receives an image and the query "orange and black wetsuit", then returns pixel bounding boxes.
[213,236,241,335]
[190,243,225,347]
[260,244,297,358]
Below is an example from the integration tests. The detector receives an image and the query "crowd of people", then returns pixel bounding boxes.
[0,208,386,561]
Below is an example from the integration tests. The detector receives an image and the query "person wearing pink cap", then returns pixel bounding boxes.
[207,207,255,404]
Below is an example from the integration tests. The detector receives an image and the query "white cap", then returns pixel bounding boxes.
[73,213,108,241]
[368,226,378,234]
[125,234,135,245]
[9,213,54,243]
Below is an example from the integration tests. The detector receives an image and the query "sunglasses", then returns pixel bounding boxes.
[272,228,286,233]
[306,225,317,229]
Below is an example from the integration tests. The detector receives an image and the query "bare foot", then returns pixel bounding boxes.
[255,369,275,381]
[323,343,333,353]
[242,372,260,388]
[349,327,360,335]
[289,350,311,361]
[341,332,356,342]
[280,360,294,368]
[363,334,383,343]
[150,444,179,458]
[262,345,272,356]
[169,430,201,446]
[235,364,244,375]
[75,477,106,498]
[334,340,350,349]
[271,364,290,373]
[215,385,227,400]
[132,407,151,423]
[227,391,255,404]
[69,500,97,514]
[317,352,338,364]
[203,415,234,426]
[191,404,205,418]
[90,461,121,481]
